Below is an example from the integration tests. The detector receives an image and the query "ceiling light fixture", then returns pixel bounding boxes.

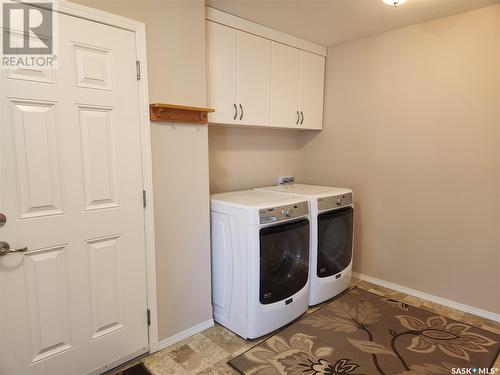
[383,0,407,7]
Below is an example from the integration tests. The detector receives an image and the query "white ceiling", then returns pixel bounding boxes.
[206,0,500,46]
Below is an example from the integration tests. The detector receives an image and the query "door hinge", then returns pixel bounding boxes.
[136,61,141,80]
[147,308,151,326]
[142,190,147,208]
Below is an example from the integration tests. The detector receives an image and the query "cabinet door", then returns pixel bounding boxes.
[299,51,325,129]
[207,21,238,124]
[271,42,301,128]
[237,31,271,126]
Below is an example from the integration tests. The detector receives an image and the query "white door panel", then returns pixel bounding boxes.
[1,10,148,375]
[23,245,73,364]
[271,42,300,128]
[8,99,65,218]
[237,31,271,126]
[78,106,119,211]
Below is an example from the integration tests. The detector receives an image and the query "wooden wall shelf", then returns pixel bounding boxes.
[150,103,215,125]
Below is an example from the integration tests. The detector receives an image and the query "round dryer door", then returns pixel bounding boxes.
[317,206,353,278]
[259,219,309,305]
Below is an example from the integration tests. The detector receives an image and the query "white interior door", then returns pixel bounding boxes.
[237,31,271,126]
[299,51,325,130]
[271,42,300,128]
[206,21,238,124]
[0,10,149,375]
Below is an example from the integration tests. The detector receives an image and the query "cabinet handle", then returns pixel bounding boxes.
[233,103,238,120]
[300,111,304,125]
[296,111,300,125]
[239,104,243,120]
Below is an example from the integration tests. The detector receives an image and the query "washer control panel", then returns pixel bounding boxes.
[318,192,353,211]
[259,201,309,224]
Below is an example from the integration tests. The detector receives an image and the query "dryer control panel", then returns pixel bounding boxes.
[318,192,353,211]
[259,201,309,224]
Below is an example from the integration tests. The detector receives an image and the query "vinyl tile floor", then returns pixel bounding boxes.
[111,277,500,374]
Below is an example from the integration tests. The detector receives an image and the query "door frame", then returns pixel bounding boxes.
[27,0,160,353]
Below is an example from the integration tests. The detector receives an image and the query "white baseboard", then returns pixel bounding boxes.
[352,272,500,323]
[156,319,215,352]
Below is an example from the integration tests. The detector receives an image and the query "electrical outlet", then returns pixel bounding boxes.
[277,176,295,185]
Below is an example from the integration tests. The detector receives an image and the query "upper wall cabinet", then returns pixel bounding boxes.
[299,52,325,130]
[271,42,300,128]
[206,7,326,130]
[270,45,325,129]
[238,31,272,126]
[207,21,271,126]
[206,21,238,125]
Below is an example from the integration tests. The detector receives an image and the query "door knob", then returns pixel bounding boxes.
[0,241,28,256]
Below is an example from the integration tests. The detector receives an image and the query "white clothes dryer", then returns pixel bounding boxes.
[210,190,310,339]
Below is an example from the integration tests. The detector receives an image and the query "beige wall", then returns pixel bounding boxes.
[208,126,305,193]
[300,5,500,313]
[70,0,212,341]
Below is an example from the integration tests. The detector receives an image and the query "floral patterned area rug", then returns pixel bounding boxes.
[228,288,500,375]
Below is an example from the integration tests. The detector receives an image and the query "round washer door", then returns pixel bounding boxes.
[259,218,309,305]
[317,206,353,278]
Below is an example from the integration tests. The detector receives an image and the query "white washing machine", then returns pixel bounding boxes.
[255,184,354,306]
[210,190,310,339]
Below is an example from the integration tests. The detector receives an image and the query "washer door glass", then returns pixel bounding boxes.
[259,219,309,305]
[317,207,353,278]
